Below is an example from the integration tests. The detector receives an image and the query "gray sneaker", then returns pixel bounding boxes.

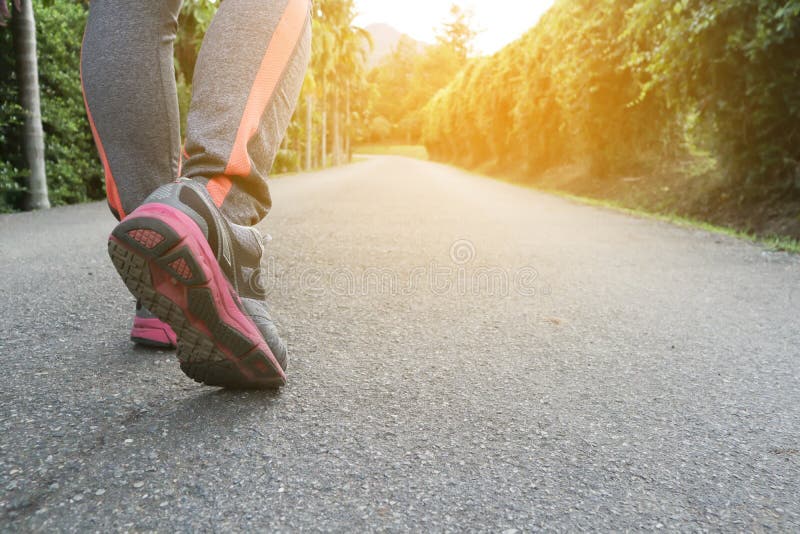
[108,179,288,389]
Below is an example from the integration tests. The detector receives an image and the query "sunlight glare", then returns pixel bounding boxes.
[354,0,556,55]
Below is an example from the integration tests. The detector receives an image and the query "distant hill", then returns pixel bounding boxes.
[365,23,426,69]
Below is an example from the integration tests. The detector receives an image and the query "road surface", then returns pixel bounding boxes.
[1,156,799,531]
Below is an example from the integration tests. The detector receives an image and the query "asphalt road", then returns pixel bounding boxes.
[1,156,799,532]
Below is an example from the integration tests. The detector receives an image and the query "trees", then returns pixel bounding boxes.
[438,4,476,61]
[0,0,375,212]
[424,0,664,176]
[304,0,370,168]
[2,0,101,212]
[368,116,391,142]
[626,0,800,189]
[367,3,477,145]
[424,0,800,197]
[330,8,371,165]
[272,0,373,170]
[308,6,335,168]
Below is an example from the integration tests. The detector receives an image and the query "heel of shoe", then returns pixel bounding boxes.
[108,203,286,389]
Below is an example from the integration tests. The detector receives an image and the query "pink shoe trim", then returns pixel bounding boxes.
[131,316,178,348]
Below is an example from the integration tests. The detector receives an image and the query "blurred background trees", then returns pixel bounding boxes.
[1,0,798,239]
[2,0,92,211]
[625,0,800,189]
[0,0,374,210]
[423,0,800,199]
[366,5,475,144]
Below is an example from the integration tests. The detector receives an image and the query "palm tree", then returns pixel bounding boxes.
[335,23,371,163]
[4,0,50,209]
[311,0,370,167]
[310,10,336,168]
[304,88,314,171]
[325,0,370,165]
[288,0,371,170]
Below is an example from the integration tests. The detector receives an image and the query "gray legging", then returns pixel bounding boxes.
[81,0,311,225]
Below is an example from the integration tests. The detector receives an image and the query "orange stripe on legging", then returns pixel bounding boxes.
[207,0,309,207]
[79,30,125,219]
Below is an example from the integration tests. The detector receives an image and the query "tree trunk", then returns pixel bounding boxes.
[321,88,327,168]
[345,81,351,163]
[305,94,313,171]
[333,87,341,166]
[293,120,300,172]
[12,0,50,210]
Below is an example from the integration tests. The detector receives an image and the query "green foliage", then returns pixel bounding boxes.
[368,37,419,129]
[273,148,299,174]
[367,5,477,144]
[424,0,675,177]
[424,0,800,195]
[287,0,371,168]
[0,93,24,212]
[36,0,103,204]
[0,0,102,210]
[626,0,800,187]
[175,0,219,135]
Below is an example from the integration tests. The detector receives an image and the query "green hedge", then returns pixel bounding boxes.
[626,0,800,186]
[423,0,800,191]
[1,0,103,211]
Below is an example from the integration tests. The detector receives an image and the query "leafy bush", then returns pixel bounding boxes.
[0,0,103,210]
[0,0,219,212]
[0,97,24,212]
[36,0,104,204]
[424,0,800,194]
[273,148,300,174]
[0,13,26,211]
[626,0,800,188]
[425,0,678,176]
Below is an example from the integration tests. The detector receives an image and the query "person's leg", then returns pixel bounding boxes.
[106,0,311,388]
[82,0,182,348]
[182,0,311,226]
[81,0,183,220]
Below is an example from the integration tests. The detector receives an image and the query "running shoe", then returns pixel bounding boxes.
[131,300,178,349]
[107,179,288,388]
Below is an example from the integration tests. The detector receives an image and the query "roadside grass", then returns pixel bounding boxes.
[542,189,800,254]
[355,144,429,160]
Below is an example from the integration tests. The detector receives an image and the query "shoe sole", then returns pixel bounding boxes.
[108,203,286,389]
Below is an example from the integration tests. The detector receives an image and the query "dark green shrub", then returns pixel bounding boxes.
[0,0,103,210]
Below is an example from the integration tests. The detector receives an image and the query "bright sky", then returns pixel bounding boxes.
[354,0,556,55]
